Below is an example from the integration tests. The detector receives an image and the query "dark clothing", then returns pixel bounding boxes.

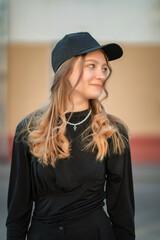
[6,108,135,240]
[27,207,116,240]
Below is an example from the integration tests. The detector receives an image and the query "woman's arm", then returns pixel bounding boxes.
[105,124,135,240]
[6,122,33,240]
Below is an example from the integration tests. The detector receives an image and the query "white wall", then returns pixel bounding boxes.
[9,0,160,43]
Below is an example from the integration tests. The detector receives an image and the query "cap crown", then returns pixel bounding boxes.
[52,32,100,72]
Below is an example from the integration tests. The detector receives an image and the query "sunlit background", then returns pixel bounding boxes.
[0,0,160,239]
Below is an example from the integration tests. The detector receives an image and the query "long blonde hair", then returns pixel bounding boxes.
[19,51,129,167]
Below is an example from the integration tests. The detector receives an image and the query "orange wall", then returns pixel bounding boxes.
[105,44,160,136]
[7,43,50,134]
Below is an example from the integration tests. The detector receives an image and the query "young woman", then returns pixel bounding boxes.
[6,32,135,240]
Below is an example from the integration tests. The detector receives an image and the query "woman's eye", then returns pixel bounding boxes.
[87,64,107,73]
[103,67,108,73]
[88,64,95,68]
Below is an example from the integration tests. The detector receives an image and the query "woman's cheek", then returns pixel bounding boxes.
[83,70,94,82]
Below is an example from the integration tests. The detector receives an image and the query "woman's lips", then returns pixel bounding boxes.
[90,84,102,88]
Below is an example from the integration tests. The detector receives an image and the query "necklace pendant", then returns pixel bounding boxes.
[73,125,77,131]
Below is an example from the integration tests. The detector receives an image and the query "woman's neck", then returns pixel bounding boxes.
[64,100,90,113]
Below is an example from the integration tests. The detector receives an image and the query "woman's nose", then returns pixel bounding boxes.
[96,68,106,80]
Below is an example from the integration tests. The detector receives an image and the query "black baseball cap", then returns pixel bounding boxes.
[51,32,123,73]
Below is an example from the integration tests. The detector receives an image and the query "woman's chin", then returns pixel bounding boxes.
[88,94,102,99]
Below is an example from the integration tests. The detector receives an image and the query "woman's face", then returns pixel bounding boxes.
[67,49,108,101]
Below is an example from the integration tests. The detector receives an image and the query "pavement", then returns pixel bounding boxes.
[1,163,160,240]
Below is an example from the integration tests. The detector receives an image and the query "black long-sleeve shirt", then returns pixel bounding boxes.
[6,108,135,240]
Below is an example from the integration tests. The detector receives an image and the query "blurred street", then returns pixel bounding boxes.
[1,163,160,240]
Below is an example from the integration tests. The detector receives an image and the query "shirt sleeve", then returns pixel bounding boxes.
[105,124,135,240]
[6,121,33,240]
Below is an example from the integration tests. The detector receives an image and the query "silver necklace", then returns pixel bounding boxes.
[66,110,92,131]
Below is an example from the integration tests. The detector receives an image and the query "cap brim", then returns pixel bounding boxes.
[75,43,123,61]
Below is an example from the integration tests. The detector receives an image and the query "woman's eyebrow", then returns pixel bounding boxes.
[85,59,107,66]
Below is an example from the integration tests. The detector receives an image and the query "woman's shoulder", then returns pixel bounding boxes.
[107,113,129,139]
[15,105,48,134]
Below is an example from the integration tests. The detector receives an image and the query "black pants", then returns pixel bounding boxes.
[27,207,116,240]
